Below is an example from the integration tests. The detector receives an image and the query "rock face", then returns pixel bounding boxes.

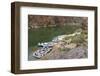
[28,15,88,29]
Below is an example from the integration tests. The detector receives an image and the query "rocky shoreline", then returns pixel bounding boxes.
[32,30,87,59]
